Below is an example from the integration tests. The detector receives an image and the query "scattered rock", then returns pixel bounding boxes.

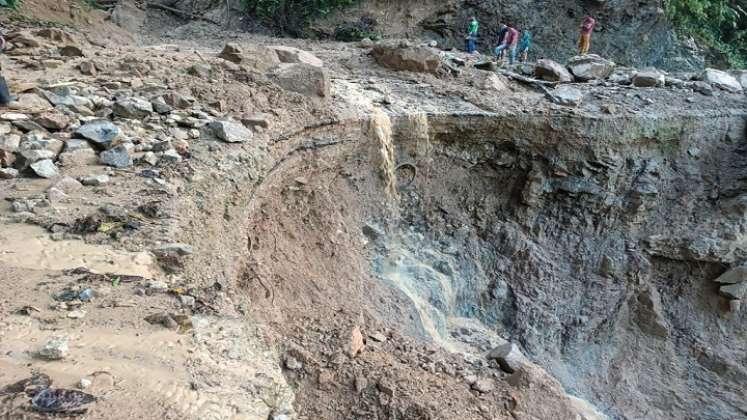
[35,112,71,130]
[720,282,746,300]
[371,43,441,74]
[78,378,92,390]
[151,97,173,114]
[46,187,66,204]
[79,61,97,76]
[0,167,19,178]
[369,331,387,342]
[113,98,153,119]
[76,120,120,147]
[187,63,212,78]
[99,144,132,168]
[35,28,75,44]
[145,312,192,330]
[67,309,86,319]
[567,54,616,81]
[208,120,253,143]
[471,378,495,393]
[285,356,303,370]
[692,81,714,96]
[473,72,508,91]
[179,295,196,307]
[549,85,584,106]
[79,174,110,186]
[30,159,59,178]
[218,43,245,64]
[52,176,83,194]
[59,45,84,57]
[1,112,30,121]
[14,93,53,110]
[242,113,271,129]
[535,59,573,82]
[163,92,192,109]
[270,63,331,98]
[147,280,169,290]
[714,265,747,284]
[702,68,743,93]
[633,68,666,87]
[152,243,194,272]
[161,149,182,163]
[487,342,530,373]
[349,325,365,357]
[473,61,497,72]
[36,337,69,360]
[269,46,324,67]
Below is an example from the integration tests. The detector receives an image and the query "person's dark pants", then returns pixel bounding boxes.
[466,36,476,53]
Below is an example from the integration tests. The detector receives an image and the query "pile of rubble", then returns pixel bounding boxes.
[0,30,337,184]
[533,54,746,95]
[0,81,257,181]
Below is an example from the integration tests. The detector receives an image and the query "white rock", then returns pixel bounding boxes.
[702,68,743,93]
[37,337,69,360]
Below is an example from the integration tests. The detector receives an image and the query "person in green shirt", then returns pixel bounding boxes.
[466,17,478,53]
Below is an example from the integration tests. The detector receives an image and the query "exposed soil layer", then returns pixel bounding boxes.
[0,3,746,420]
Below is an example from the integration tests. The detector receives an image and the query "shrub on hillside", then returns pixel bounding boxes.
[666,0,747,68]
[244,0,357,36]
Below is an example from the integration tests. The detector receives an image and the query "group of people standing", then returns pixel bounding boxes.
[465,15,596,64]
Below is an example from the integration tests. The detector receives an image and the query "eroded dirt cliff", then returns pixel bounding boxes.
[0,3,746,420]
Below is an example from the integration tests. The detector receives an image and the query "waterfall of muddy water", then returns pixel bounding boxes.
[369,108,398,204]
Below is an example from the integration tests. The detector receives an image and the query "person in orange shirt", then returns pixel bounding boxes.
[579,16,596,55]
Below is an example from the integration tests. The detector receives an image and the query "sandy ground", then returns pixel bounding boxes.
[0,3,745,420]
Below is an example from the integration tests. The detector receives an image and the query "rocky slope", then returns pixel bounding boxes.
[318,0,704,71]
[0,4,746,420]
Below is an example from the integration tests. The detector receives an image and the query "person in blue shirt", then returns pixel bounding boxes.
[516,29,532,62]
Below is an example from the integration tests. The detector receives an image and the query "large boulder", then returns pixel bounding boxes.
[371,43,441,74]
[219,43,281,72]
[632,68,666,88]
[269,46,323,68]
[535,59,573,82]
[702,68,743,93]
[269,63,330,98]
[487,342,530,373]
[111,1,146,33]
[567,54,616,81]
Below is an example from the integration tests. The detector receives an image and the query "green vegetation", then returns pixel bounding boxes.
[243,0,358,36]
[665,0,747,68]
[0,0,21,10]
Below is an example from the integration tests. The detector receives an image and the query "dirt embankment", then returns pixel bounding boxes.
[0,3,746,420]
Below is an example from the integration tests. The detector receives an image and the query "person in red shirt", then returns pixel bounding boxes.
[494,23,520,64]
[579,16,596,55]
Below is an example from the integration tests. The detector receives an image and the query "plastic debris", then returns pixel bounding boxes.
[30,387,96,413]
